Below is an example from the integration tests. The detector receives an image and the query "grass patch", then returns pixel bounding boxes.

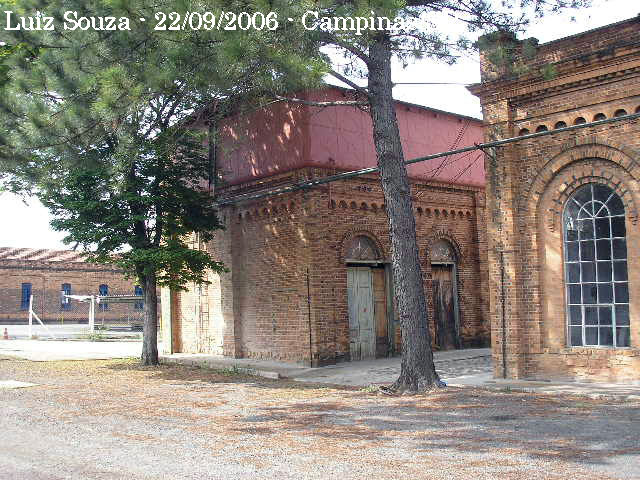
[216,364,246,377]
[359,384,379,393]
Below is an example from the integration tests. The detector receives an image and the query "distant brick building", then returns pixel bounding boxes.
[470,17,640,382]
[162,87,489,366]
[0,247,142,325]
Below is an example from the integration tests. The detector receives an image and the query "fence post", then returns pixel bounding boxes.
[89,296,95,333]
[28,294,33,339]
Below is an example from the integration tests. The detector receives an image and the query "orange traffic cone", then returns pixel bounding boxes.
[3,328,8,340]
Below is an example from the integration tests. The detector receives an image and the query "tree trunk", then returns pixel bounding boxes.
[367,34,444,393]
[141,271,159,365]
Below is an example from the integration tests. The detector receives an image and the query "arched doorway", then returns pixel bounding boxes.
[430,240,461,350]
[345,235,393,360]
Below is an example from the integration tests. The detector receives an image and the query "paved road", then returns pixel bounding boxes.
[291,349,492,386]
[162,350,640,398]
[0,339,143,361]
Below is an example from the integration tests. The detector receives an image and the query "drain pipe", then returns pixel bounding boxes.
[307,267,313,367]
[500,251,507,379]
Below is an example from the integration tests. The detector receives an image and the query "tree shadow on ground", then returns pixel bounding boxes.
[72,359,640,473]
[104,358,359,392]
[236,391,640,471]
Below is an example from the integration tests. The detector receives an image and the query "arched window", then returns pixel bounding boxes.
[563,184,629,347]
[430,240,456,263]
[345,235,381,262]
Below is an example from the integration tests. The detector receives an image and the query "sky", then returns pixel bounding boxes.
[0,0,633,250]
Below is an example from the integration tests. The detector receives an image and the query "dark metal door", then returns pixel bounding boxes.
[431,265,459,350]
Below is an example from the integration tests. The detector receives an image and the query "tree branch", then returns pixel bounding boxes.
[317,31,371,66]
[328,69,370,97]
[274,95,368,107]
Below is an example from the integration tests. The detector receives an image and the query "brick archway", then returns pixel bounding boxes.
[520,139,640,219]
[545,170,640,231]
[338,230,387,264]
[423,230,465,267]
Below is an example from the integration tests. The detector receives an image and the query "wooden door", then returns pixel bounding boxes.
[431,265,459,350]
[347,267,376,360]
[372,268,389,357]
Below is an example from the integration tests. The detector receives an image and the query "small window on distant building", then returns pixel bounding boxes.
[535,125,548,132]
[593,113,606,121]
[134,285,144,311]
[61,283,71,311]
[20,283,32,310]
[574,117,587,125]
[99,284,109,311]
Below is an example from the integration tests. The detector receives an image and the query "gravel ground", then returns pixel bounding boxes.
[1,357,639,480]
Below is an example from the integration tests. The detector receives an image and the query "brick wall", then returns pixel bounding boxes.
[0,259,141,324]
[470,16,640,382]
[168,167,488,365]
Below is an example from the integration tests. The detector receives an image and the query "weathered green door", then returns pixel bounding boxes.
[347,267,376,360]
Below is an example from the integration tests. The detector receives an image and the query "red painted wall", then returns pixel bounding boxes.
[218,87,485,187]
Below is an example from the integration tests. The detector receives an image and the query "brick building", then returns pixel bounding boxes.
[0,247,143,325]
[162,87,489,366]
[469,17,640,382]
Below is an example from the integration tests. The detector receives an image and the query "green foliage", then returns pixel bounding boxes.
[217,365,246,377]
[0,0,329,292]
[0,46,13,88]
[88,332,106,342]
[540,63,558,81]
[22,128,227,289]
[359,384,380,393]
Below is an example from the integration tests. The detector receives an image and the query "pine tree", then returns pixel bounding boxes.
[0,0,325,364]
[275,0,589,392]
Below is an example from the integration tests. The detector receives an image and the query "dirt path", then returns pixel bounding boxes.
[1,358,638,480]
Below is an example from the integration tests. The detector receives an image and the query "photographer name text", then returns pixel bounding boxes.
[2,10,417,35]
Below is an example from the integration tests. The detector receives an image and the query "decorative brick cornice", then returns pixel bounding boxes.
[480,58,640,105]
[0,261,125,274]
